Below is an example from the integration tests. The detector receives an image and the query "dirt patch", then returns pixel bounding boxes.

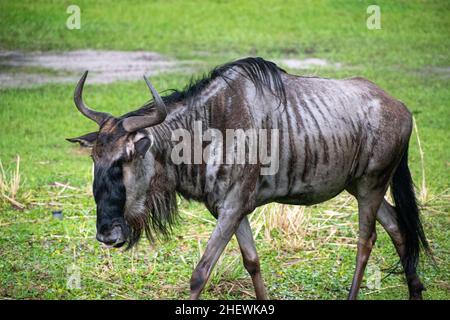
[0,50,345,89]
[0,50,196,88]
[417,66,450,80]
[278,58,342,70]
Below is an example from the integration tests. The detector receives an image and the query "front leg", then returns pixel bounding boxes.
[190,209,243,299]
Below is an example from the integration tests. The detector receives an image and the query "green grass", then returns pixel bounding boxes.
[0,0,449,300]
[1,1,449,67]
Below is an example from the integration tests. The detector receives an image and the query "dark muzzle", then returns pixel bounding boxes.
[96,224,126,247]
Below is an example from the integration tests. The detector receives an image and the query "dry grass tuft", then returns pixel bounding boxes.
[250,194,359,252]
[251,203,310,250]
[413,116,428,203]
[0,155,25,209]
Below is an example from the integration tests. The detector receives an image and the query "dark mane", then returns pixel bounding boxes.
[126,57,287,117]
[163,56,287,105]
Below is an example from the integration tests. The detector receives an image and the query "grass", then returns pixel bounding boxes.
[0,156,24,209]
[0,1,449,68]
[0,0,449,300]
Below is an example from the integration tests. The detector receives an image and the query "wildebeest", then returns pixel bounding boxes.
[68,57,430,300]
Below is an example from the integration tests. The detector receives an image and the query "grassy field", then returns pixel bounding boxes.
[0,0,449,300]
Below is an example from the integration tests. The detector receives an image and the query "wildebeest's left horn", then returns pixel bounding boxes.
[74,71,110,125]
[121,76,167,132]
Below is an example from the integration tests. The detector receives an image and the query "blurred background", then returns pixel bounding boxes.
[0,0,448,299]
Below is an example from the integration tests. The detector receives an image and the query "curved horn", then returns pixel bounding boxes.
[144,75,167,113]
[121,76,167,132]
[74,71,110,125]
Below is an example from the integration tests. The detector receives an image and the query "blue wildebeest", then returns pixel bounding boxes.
[68,57,430,299]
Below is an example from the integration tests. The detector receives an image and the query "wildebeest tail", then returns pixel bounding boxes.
[391,145,431,273]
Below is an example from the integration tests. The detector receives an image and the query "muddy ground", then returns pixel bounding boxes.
[0,50,348,89]
[0,50,196,88]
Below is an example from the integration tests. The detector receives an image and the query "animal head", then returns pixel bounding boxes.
[67,71,170,248]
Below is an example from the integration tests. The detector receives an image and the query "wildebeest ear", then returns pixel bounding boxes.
[66,132,98,148]
[134,137,151,156]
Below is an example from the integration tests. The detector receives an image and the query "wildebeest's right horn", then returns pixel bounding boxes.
[121,76,167,132]
[74,71,110,125]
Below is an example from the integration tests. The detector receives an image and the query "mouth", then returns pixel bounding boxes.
[101,240,126,249]
[113,241,126,248]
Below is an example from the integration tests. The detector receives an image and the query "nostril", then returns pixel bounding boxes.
[96,232,106,243]
[110,225,122,239]
[98,223,111,235]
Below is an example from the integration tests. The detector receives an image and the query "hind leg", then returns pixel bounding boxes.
[235,216,268,300]
[377,200,425,299]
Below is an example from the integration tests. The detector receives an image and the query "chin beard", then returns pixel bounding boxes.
[124,188,178,249]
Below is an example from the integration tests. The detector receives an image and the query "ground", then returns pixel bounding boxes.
[0,0,449,300]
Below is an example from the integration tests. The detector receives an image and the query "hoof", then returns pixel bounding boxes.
[409,292,423,300]
[408,281,425,300]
